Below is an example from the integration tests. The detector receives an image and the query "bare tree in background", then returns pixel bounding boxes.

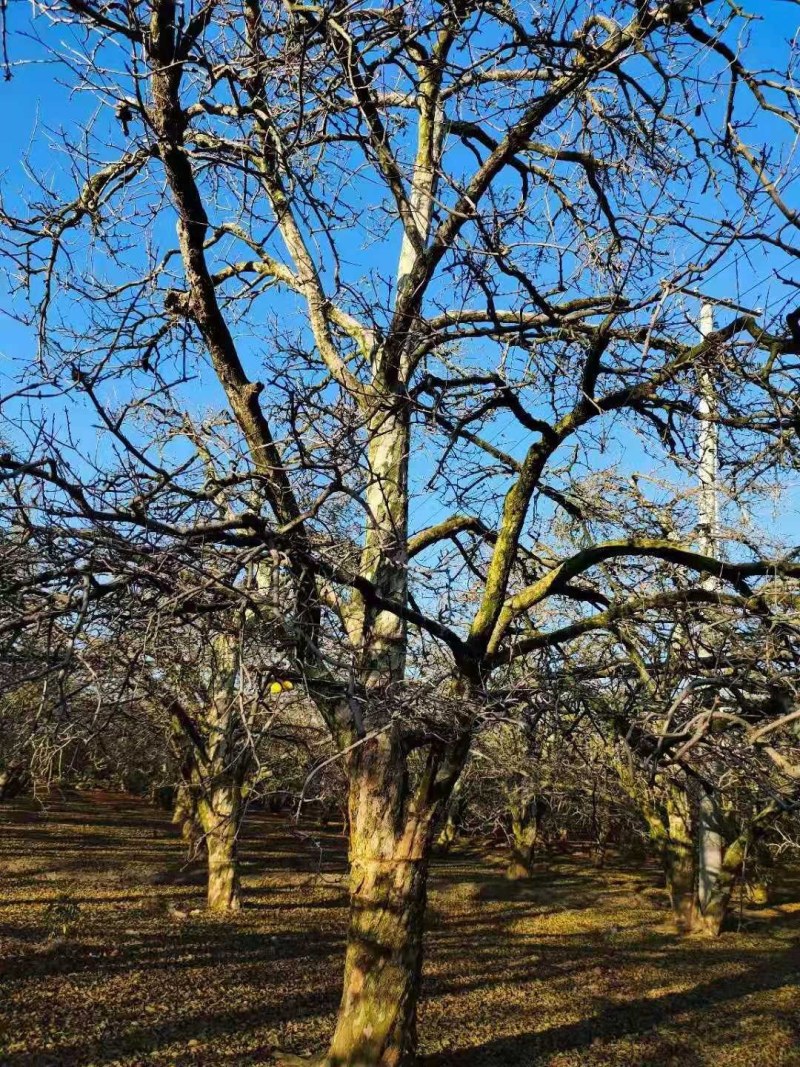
[119,585,299,910]
[583,591,800,935]
[5,1,800,1061]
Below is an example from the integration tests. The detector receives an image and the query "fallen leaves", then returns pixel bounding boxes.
[0,791,798,1066]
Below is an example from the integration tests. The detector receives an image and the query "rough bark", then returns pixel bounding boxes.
[170,690,246,913]
[506,797,546,880]
[435,814,458,855]
[0,762,29,801]
[172,778,202,853]
[434,802,461,855]
[325,734,438,1067]
[197,777,242,912]
[632,777,698,934]
[325,384,435,1063]
[507,826,538,880]
[659,790,745,938]
[621,766,718,936]
[663,789,697,934]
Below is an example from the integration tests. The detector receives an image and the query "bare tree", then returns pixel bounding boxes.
[5,1,800,1061]
[119,599,292,910]
[589,595,800,936]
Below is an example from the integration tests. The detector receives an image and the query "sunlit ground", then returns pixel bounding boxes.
[1,792,798,1066]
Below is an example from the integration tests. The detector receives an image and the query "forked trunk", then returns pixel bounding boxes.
[506,818,538,880]
[326,735,436,1067]
[197,778,242,912]
[692,834,747,937]
[623,765,748,938]
[693,888,728,936]
[506,796,546,880]
[662,793,743,938]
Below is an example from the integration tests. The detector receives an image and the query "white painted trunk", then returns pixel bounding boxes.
[696,306,725,921]
[697,792,724,913]
[359,404,410,686]
[697,302,718,565]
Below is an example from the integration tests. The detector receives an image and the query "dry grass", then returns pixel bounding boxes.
[0,791,798,1066]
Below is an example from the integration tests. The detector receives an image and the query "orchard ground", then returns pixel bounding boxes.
[0,792,798,1067]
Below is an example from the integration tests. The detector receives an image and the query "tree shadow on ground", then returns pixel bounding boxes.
[421,938,800,1065]
[1,791,798,1067]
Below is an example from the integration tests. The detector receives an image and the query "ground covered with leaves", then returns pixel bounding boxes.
[0,791,798,1066]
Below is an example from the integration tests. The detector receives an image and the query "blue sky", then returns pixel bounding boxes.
[1,0,799,553]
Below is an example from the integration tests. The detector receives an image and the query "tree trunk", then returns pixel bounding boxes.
[662,787,697,933]
[694,885,729,936]
[661,793,743,938]
[697,792,724,913]
[693,868,734,937]
[590,786,611,867]
[325,396,432,1063]
[172,778,202,854]
[506,817,538,880]
[325,735,436,1067]
[619,766,700,934]
[197,778,242,912]
[693,833,747,937]
[506,796,546,880]
[434,780,464,855]
[0,762,29,801]
[434,806,460,855]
